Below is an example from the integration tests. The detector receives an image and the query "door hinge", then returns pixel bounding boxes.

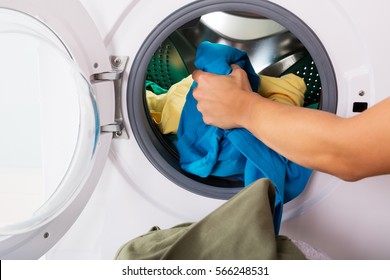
[91,56,129,139]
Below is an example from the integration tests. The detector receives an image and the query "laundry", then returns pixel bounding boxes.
[176,41,312,233]
[146,68,306,135]
[146,75,193,134]
[258,74,306,106]
[115,179,307,260]
[145,80,168,95]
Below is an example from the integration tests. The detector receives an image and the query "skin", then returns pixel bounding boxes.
[192,64,390,182]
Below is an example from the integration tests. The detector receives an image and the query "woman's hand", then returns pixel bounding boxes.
[192,64,259,129]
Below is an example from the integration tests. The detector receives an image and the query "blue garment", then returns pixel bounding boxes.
[177,41,312,233]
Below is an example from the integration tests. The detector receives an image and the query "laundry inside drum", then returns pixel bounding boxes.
[144,11,323,188]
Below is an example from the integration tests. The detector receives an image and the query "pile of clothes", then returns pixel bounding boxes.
[116,179,308,260]
[116,178,329,260]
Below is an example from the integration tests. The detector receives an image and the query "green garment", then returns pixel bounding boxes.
[145,80,168,95]
[115,178,306,260]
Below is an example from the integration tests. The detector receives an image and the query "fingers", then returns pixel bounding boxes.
[193,65,241,82]
[192,69,213,84]
[191,69,201,82]
[192,71,203,101]
[230,64,247,78]
[230,64,241,71]
[192,64,250,94]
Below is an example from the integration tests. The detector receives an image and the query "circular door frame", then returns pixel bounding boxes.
[0,0,114,259]
[126,0,337,199]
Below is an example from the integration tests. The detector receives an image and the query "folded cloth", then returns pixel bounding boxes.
[177,41,312,233]
[258,74,306,106]
[115,179,306,260]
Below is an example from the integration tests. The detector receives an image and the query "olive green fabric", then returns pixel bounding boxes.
[115,178,306,260]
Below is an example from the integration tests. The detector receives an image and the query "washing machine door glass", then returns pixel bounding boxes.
[0,8,99,236]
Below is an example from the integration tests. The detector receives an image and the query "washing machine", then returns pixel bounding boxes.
[0,0,390,260]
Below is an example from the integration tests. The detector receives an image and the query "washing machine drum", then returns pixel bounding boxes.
[127,7,336,200]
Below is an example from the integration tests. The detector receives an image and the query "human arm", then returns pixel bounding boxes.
[192,65,390,181]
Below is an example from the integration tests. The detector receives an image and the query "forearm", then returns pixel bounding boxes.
[193,67,390,180]
[242,94,370,181]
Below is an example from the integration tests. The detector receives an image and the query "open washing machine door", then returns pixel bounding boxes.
[0,0,118,259]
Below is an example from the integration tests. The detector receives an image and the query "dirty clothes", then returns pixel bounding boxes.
[176,41,312,233]
[146,75,193,134]
[259,74,306,106]
[115,178,306,260]
[145,80,168,95]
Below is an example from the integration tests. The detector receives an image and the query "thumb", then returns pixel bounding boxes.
[230,64,246,78]
[230,64,242,72]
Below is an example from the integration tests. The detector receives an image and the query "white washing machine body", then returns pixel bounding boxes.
[1,0,390,260]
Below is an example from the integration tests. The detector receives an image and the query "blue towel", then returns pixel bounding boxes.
[177,41,312,233]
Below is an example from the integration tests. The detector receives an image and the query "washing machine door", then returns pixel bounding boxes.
[0,0,116,259]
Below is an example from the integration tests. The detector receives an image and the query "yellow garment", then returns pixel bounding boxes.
[258,74,306,106]
[146,74,306,135]
[146,75,193,134]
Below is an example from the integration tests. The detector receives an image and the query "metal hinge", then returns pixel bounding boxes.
[91,56,129,139]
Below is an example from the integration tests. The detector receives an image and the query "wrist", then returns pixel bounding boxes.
[237,91,263,129]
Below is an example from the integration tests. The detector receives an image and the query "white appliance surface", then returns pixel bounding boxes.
[2,0,389,260]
